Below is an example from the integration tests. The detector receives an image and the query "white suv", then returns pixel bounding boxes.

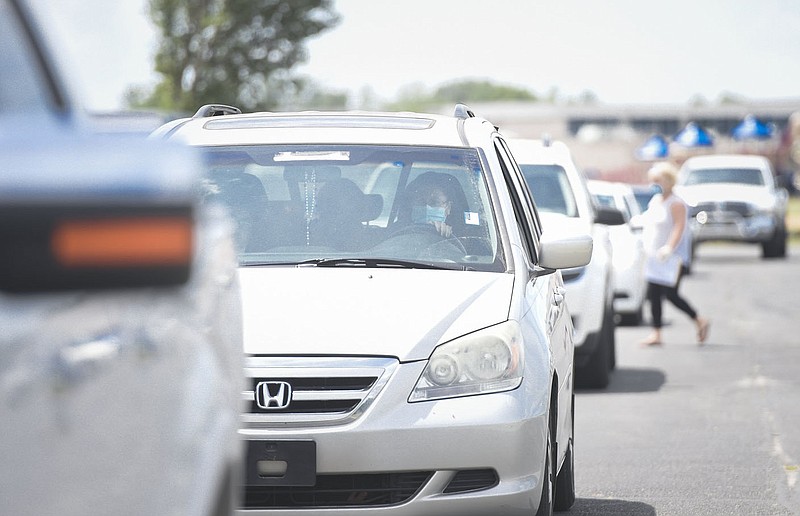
[677,154,788,259]
[587,179,647,326]
[509,139,622,389]
[153,104,592,515]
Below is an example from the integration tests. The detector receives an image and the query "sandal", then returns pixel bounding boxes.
[697,318,710,344]
[639,336,662,347]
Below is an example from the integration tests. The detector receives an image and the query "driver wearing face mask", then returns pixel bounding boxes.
[410,184,453,237]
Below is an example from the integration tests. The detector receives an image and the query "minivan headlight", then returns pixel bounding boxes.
[408,321,524,402]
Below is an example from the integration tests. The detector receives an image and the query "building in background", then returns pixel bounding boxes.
[466,99,800,186]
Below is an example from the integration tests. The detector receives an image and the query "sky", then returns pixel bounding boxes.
[30,0,800,112]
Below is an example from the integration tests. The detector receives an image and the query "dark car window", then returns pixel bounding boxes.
[633,188,657,212]
[494,139,540,265]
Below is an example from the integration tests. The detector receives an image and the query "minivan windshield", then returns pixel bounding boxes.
[202,144,504,272]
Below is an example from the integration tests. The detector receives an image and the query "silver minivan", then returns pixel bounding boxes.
[155,104,592,515]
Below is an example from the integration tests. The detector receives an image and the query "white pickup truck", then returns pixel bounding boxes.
[677,154,789,259]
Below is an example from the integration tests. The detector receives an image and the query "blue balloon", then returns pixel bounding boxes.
[635,134,669,160]
[732,115,772,140]
[673,122,714,147]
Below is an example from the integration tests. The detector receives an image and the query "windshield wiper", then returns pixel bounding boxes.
[295,257,464,270]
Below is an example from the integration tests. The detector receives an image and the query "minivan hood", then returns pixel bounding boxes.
[238,267,513,361]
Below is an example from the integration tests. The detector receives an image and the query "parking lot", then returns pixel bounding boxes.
[573,243,800,515]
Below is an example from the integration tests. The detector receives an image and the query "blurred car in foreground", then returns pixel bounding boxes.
[153,103,592,515]
[677,154,789,259]
[1,1,244,515]
[508,138,624,389]
[587,179,647,325]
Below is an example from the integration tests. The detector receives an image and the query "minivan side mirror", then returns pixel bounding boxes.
[539,231,593,270]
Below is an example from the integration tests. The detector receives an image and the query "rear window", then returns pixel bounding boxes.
[519,164,579,217]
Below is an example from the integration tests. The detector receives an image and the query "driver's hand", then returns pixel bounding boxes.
[431,221,452,238]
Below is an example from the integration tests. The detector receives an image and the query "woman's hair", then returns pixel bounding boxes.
[648,161,679,186]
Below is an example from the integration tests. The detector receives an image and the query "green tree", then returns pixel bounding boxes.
[142,0,339,112]
[281,77,349,110]
[387,79,538,111]
[432,79,537,104]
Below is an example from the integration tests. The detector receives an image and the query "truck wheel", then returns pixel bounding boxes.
[762,225,787,259]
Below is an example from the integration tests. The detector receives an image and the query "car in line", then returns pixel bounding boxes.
[587,179,647,326]
[0,2,244,515]
[152,103,593,515]
[508,138,624,389]
[631,183,659,214]
[676,154,789,259]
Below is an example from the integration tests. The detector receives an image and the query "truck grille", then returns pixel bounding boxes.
[690,201,753,218]
[242,356,397,427]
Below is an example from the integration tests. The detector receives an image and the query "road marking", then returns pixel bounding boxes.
[768,412,798,489]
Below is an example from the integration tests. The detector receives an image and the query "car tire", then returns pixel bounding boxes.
[535,410,555,516]
[576,332,610,389]
[762,224,787,259]
[554,395,576,512]
[604,306,617,371]
[618,307,642,326]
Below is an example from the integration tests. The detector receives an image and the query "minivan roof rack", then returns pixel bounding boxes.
[453,104,475,119]
[192,104,242,118]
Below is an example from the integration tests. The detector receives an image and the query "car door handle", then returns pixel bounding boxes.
[54,335,121,385]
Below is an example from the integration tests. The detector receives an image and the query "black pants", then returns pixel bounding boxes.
[646,270,697,328]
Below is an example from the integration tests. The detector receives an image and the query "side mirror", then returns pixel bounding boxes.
[537,212,593,270]
[0,128,200,293]
[595,206,626,226]
[539,231,593,270]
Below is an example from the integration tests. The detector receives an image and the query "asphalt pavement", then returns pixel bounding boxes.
[571,243,800,515]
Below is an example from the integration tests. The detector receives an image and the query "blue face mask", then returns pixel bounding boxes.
[412,205,448,224]
[651,183,663,194]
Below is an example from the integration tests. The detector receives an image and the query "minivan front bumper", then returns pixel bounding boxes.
[238,356,549,516]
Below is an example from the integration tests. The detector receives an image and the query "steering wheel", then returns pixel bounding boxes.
[388,223,468,256]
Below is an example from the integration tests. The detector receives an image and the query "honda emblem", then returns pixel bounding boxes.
[255,381,292,410]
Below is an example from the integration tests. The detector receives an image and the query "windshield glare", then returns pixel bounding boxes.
[202,144,503,271]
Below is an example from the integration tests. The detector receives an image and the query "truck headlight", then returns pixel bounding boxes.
[408,321,524,402]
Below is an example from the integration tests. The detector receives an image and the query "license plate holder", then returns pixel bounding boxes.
[245,440,316,486]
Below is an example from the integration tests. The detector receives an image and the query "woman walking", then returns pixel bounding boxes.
[640,161,710,346]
